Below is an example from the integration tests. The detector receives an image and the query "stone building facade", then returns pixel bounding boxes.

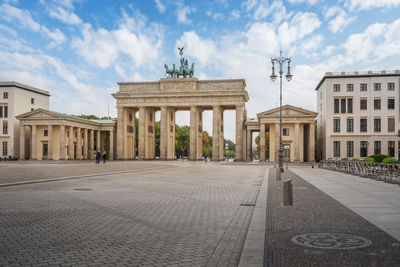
[316,70,400,160]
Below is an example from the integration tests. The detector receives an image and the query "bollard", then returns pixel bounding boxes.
[282,179,293,206]
[276,167,281,181]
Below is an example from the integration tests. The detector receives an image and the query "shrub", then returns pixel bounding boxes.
[382,157,396,164]
[363,157,375,163]
[341,158,348,161]
[351,158,359,161]
[370,154,389,163]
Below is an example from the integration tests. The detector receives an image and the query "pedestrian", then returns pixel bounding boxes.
[96,151,101,164]
[102,151,107,164]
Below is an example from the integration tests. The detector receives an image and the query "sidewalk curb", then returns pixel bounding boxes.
[0,166,176,187]
[238,167,269,267]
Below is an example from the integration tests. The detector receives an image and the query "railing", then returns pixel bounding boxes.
[319,159,400,184]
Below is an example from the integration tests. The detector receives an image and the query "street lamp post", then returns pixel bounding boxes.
[225,143,229,162]
[270,51,292,173]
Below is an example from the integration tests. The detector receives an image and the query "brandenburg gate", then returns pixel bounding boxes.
[112,78,249,161]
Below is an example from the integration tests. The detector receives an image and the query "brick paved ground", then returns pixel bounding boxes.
[0,162,266,266]
[265,168,400,266]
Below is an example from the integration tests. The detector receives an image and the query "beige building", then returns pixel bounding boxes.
[16,109,116,160]
[316,70,400,160]
[244,105,317,162]
[112,78,249,161]
[0,81,50,159]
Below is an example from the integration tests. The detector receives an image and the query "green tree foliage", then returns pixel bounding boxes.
[370,154,389,163]
[382,157,395,164]
[255,132,269,158]
[363,157,375,163]
[75,114,115,120]
[175,125,190,158]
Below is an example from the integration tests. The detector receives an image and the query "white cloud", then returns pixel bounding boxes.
[230,10,240,19]
[48,5,82,25]
[243,0,291,23]
[176,3,196,24]
[72,10,163,69]
[154,0,166,13]
[345,0,400,10]
[0,4,66,48]
[288,0,318,5]
[325,7,356,33]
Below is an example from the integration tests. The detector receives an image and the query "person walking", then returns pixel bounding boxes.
[96,151,101,164]
[102,151,107,164]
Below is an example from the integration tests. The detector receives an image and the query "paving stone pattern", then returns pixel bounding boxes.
[0,163,265,266]
[264,168,400,267]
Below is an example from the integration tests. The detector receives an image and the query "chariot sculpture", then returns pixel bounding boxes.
[164,47,195,78]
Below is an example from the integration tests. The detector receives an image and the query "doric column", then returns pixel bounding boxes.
[83,128,88,159]
[138,107,146,160]
[59,125,65,160]
[123,108,129,159]
[260,123,266,161]
[96,130,101,153]
[309,123,315,162]
[246,130,252,161]
[68,126,74,159]
[76,128,82,160]
[89,129,94,159]
[189,106,197,160]
[294,123,300,162]
[196,108,203,160]
[235,105,244,161]
[212,105,221,161]
[274,123,280,163]
[160,106,168,160]
[117,107,124,159]
[109,130,114,160]
[31,125,37,160]
[219,108,224,160]
[48,125,53,160]
[145,108,155,159]
[167,108,176,159]
[19,125,25,160]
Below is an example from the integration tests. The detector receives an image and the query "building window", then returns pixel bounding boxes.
[388,98,395,109]
[333,141,340,157]
[31,98,34,104]
[374,83,381,91]
[347,141,354,158]
[374,141,381,155]
[0,106,2,118]
[388,82,395,91]
[31,108,34,111]
[347,99,353,113]
[374,99,381,110]
[43,143,48,156]
[4,106,7,118]
[341,98,346,113]
[2,141,7,156]
[360,141,368,157]
[374,118,381,132]
[334,99,339,113]
[3,121,8,134]
[3,92,8,99]
[44,130,48,136]
[388,141,395,157]
[333,119,340,133]
[388,117,395,132]
[347,84,354,92]
[283,128,289,136]
[347,118,354,132]
[333,84,340,92]
[360,99,367,110]
[360,118,367,132]
[360,83,367,91]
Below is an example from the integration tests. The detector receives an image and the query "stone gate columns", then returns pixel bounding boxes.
[196,108,203,160]
[20,125,25,159]
[59,125,65,160]
[212,105,222,161]
[260,123,266,161]
[125,108,136,159]
[89,129,94,159]
[190,106,198,160]
[68,126,74,159]
[31,125,37,160]
[235,105,244,161]
[96,130,100,153]
[219,108,224,160]
[48,125,53,160]
[76,128,82,160]
[138,107,146,160]
[117,107,124,159]
[138,107,155,159]
[109,130,114,160]
[309,123,315,162]
[166,108,175,160]
[83,128,88,159]
[246,130,252,161]
[294,123,300,162]
[160,106,168,159]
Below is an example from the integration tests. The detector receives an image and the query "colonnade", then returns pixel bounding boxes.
[19,124,114,160]
[117,105,245,161]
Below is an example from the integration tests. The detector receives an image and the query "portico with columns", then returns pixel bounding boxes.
[244,105,317,162]
[16,109,116,160]
[113,78,248,161]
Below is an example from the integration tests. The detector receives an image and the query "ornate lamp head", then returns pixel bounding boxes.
[270,61,277,82]
[285,60,292,82]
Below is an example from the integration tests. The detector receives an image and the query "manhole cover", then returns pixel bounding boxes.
[73,188,92,191]
[291,233,372,249]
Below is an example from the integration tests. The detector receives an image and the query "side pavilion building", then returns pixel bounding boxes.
[244,105,317,162]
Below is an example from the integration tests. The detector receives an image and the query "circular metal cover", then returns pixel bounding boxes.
[291,233,372,249]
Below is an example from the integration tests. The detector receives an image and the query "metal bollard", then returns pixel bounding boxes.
[276,167,281,181]
[282,179,293,206]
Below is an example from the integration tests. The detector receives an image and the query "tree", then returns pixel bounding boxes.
[175,125,190,158]
[255,132,269,159]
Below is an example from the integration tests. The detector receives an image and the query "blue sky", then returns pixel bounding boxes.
[1,0,400,141]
